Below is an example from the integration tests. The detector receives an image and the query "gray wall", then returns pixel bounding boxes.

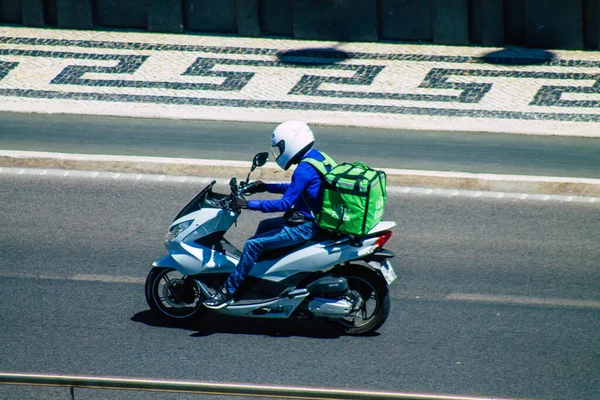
[1,0,598,50]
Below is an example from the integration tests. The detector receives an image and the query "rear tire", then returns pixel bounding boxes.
[145,267,206,323]
[329,264,391,335]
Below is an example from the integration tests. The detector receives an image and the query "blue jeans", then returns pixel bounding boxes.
[223,216,319,295]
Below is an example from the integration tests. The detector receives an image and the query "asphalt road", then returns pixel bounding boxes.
[1,173,599,400]
[1,112,600,178]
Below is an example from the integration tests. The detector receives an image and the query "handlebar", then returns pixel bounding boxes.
[241,181,260,194]
[218,179,259,212]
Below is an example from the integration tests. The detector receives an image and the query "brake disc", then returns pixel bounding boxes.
[163,279,186,307]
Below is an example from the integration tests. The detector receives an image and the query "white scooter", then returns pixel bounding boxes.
[145,153,397,335]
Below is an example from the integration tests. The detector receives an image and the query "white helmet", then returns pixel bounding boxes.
[271,121,315,170]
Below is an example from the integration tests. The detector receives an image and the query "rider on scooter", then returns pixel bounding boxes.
[203,121,336,309]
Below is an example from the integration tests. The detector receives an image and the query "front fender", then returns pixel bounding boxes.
[153,253,209,275]
[152,255,180,269]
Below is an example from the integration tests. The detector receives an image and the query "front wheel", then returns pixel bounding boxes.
[145,267,206,323]
[330,264,391,335]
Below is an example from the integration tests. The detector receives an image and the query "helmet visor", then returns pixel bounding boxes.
[271,140,285,160]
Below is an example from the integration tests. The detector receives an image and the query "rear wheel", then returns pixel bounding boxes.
[145,267,206,322]
[330,265,391,335]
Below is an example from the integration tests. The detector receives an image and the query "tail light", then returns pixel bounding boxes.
[374,231,392,248]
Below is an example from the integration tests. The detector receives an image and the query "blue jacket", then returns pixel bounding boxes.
[247,149,330,219]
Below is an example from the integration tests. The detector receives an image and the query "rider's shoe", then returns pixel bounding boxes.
[203,287,234,310]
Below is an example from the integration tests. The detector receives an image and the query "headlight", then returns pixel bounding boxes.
[164,220,192,247]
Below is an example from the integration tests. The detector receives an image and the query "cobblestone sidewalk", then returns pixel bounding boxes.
[2,26,600,137]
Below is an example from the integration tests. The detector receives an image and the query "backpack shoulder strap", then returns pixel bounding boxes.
[301,152,337,176]
[299,152,337,220]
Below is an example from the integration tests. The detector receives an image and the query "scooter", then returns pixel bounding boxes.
[145,152,397,335]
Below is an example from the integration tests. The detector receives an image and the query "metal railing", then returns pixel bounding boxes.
[0,372,533,400]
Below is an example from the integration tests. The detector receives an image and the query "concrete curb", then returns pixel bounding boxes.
[2,150,599,198]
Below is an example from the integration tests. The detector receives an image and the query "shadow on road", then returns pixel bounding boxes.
[276,47,350,66]
[132,310,379,339]
[480,47,556,66]
[131,310,198,330]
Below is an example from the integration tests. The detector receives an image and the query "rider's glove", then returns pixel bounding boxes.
[232,198,248,209]
[244,180,267,195]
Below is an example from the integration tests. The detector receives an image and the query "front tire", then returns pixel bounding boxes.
[330,264,391,335]
[145,267,206,323]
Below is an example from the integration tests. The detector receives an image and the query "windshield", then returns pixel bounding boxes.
[173,181,216,222]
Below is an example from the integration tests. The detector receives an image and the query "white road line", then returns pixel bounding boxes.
[1,167,599,204]
[0,272,63,281]
[447,293,600,310]
[3,271,598,310]
[0,272,145,284]
[71,274,145,284]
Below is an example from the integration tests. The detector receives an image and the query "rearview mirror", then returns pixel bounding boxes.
[252,152,269,168]
[246,152,269,185]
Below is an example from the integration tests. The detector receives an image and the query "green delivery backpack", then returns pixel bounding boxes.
[303,153,387,236]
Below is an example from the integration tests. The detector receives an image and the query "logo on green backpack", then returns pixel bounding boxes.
[331,204,351,222]
[374,199,384,219]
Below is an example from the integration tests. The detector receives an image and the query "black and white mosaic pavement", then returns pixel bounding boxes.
[1,28,600,135]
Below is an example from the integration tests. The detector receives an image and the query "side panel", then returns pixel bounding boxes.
[152,248,236,275]
[368,221,396,234]
[249,236,382,282]
[208,294,309,318]
[172,207,219,231]
[176,209,237,243]
[179,242,237,274]
[167,209,237,254]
